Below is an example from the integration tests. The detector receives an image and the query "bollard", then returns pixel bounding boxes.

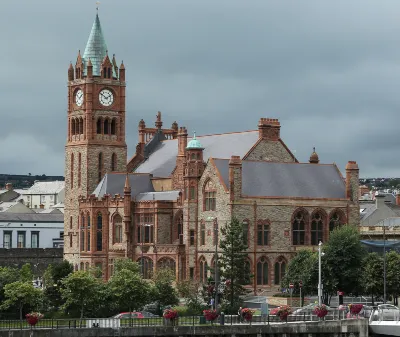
[220,312,225,325]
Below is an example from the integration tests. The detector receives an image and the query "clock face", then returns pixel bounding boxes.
[99,89,114,107]
[75,89,84,107]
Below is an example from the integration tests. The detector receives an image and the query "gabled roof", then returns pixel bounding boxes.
[93,173,154,198]
[212,159,346,199]
[135,130,259,177]
[23,181,64,195]
[0,213,64,223]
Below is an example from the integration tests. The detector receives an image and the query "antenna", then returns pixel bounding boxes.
[96,1,100,12]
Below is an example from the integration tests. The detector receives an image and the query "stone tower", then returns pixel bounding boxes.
[64,13,127,265]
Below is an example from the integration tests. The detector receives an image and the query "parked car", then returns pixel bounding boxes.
[139,311,159,318]
[111,312,144,319]
[292,304,334,316]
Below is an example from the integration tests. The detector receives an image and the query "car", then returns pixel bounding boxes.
[292,304,334,316]
[111,312,144,319]
[139,311,159,318]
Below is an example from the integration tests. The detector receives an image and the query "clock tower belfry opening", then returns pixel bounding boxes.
[64,12,127,265]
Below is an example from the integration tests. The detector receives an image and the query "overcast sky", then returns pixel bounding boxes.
[0,0,399,177]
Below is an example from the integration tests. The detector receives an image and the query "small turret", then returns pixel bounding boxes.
[309,147,319,164]
[87,58,93,78]
[112,54,118,76]
[155,111,163,129]
[119,61,125,81]
[68,62,74,81]
[75,50,83,79]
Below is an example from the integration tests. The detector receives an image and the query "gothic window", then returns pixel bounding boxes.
[98,153,103,183]
[242,220,249,247]
[199,257,208,283]
[204,180,216,211]
[113,214,123,244]
[70,153,74,189]
[158,258,176,273]
[311,211,325,245]
[107,68,111,79]
[80,262,84,270]
[104,119,109,135]
[97,118,102,134]
[257,257,269,285]
[137,214,154,244]
[111,119,116,135]
[200,222,205,245]
[190,230,195,245]
[329,210,345,232]
[257,220,270,246]
[87,214,91,251]
[79,118,83,134]
[80,214,85,252]
[96,213,103,251]
[71,119,76,135]
[274,257,286,285]
[191,153,196,160]
[85,262,89,271]
[103,67,107,78]
[292,210,307,245]
[138,257,153,279]
[111,153,117,171]
[78,153,81,188]
[189,186,195,200]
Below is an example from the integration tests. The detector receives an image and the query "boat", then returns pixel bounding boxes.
[369,304,400,336]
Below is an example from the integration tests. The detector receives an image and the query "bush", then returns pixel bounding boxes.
[171,306,189,317]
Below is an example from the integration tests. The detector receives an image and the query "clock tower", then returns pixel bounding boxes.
[64,13,127,264]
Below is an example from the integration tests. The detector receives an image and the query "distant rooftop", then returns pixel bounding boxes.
[23,181,64,195]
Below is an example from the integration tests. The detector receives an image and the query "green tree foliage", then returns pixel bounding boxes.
[219,217,248,313]
[114,258,140,274]
[60,271,103,319]
[177,279,207,315]
[1,281,43,320]
[151,268,179,310]
[108,269,150,314]
[0,267,20,302]
[20,264,33,282]
[361,253,383,305]
[386,251,400,305]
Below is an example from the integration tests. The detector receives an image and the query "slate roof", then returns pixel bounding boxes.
[0,213,64,223]
[212,159,346,199]
[23,181,64,195]
[136,191,181,201]
[93,173,155,198]
[135,131,259,177]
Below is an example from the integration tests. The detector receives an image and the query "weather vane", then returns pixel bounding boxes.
[96,1,100,11]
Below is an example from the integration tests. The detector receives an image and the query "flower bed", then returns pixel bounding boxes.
[242,308,256,322]
[163,309,178,321]
[313,304,328,318]
[203,309,219,322]
[276,305,292,321]
[26,312,43,326]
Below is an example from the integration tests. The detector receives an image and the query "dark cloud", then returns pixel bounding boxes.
[0,0,399,177]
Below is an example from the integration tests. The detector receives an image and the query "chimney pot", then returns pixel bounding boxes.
[5,183,12,191]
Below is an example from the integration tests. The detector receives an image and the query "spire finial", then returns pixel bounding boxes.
[96,1,100,12]
[193,131,196,139]
[313,147,315,152]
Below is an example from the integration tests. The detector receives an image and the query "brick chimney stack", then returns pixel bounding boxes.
[258,118,281,140]
[396,194,400,206]
[177,127,188,156]
[345,161,359,202]
[229,155,242,201]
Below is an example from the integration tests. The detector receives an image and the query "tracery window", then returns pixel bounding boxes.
[138,257,153,279]
[257,257,269,285]
[87,214,91,251]
[274,257,286,285]
[97,118,102,134]
[199,257,208,283]
[200,222,206,245]
[204,180,216,211]
[329,211,345,232]
[257,220,270,246]
[111,119,116,135]
[113,214,123,243]
[242,220,249,246]
[158,258,175,273]
[137,214,154,244]
[292,210,307,245]
[96,213,103,251]
[311,211,325,245]
[104,119,109,135]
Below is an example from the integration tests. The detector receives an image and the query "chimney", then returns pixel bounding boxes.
[138,119,146,144]
[229,155,242,201]
[345,161,359,202]
[177,127,188,156]
[5,183,12,191]
[375,194,386,209]
[258,118,281,140]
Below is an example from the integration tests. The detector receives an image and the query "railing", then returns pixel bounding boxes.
[369,308,400,323]
[0,310,364,330]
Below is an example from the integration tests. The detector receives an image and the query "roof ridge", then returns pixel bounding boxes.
[159,129,258,142]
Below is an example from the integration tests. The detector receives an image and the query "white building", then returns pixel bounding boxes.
[0,213,64,249]
[22,181,65,210]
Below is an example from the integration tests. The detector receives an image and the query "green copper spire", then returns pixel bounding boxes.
[82,13,108,77]
[186,132,204,150]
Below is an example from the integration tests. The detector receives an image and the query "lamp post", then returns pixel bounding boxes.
[318,241,323,306]
[207,216,219,312]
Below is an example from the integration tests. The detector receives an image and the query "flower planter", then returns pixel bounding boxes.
[26,317,38,326]
[203,310,219,323]
[25,312,43,327]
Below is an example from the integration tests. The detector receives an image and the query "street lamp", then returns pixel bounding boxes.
[383,223,387,304]
[207,216,219,312]
[318,241,324,306]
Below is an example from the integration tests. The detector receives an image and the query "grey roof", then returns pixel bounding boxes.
[213,159,346,199]
[23,181,64,195]
[0,213,64,223]
[93,173,154,198]
[360,202,377,220]
[135,130,259,177]
[136,191,181,201]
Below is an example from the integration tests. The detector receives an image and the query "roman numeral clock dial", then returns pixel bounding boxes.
[99,89,114,107]
[75,89,84,107]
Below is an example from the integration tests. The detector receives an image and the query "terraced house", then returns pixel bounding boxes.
[64,13,360,293]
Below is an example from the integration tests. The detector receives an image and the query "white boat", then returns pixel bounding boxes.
[369,304,400,336]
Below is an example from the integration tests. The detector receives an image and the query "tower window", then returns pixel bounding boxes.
[103,67,107,78]
[71,119,75,136]
[96,213,103,251]
[111,119,116,135]
[98,152,103,182]
[108,68,111,79]
[78,153,82,187]
[104,119,109,135]
[111,153,117,171]
[70,153,74,189]
[97,118,102,134]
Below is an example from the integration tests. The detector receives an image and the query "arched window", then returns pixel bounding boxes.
[243,260,251,285]
[80,262,84,270]
[204,180,216,211]
[96,213,103,251]
[80,213,85,252]
[79,118,83,134]
[70,153,74,189]
[138,257,153,279]
[108,68,111,79]
[71,119,76,135]
[311,211,325,245]
[97,118,102,134]
[87,214,91,251]
[199,257,208,283]
[200,222,205,245]
[329,210,345,232]
[158,258,176,273]
[78,153,81,188]
[85,262,89,271]
[257,220,270,246]
[111,119,116,135]
[242,220,249,246]
[104,119,109,135]
[257,257,269,285]
[274,257,286,285]
[111,153,117,171]
[292,210,307,245]
[98,152,103,183]
[113,214,123,243]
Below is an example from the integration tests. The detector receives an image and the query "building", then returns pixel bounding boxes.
[64,13,360,291]
[22,181,65,210]
[0,183,24,203]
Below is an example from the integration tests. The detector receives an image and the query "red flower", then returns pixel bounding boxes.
[163,309,178,320]
[241,308,255,322]
[203,309,219,321]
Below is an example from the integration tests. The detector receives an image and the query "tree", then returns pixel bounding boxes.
[0,267,20,301]
[61,271,103,319]
[386,251,400,305]
[151,268,179,310]
[1,281,43,320]
[219,217,248,313]
[43,261,73,310]
[108,269,150,314]
[20,264,33,282]
[114,258,140,274]
[361,253,383,305]
[177,279,207,315]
